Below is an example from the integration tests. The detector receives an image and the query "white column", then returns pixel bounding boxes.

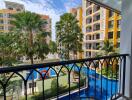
[120,0,132,98]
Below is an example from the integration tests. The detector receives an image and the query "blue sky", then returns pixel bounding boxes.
[0,0,82,41]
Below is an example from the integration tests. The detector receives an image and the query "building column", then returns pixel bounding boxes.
[120,0,132,98]
[113,12,118,47]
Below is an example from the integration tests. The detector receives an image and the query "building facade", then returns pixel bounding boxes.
[82,0,106,58]
[105,10,121,48]
[40,15,52,44]
[0,1,25,33]
[82,0,121,58]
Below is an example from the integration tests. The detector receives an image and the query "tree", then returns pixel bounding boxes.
[96,40,119,73]
[97,40,119,56]
[11,11,50,94]
[56,13,83,60]
[0,32,22,97]
[49,41,57,54]
[0,32,20,67]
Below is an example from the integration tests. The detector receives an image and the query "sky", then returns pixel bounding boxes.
[0,0,82,41]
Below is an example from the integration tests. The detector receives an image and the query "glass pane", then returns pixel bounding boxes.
[91,0,122,11]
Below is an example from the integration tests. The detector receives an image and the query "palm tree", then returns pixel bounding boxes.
[49,41,57,54]
[56,13,83,60]
[97,40,119,73]
[11,11,50,94]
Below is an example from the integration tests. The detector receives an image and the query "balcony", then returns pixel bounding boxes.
[93,23,100,31]
[86,8,92,16]
[86,26,92,33]
[93,14,100,22]
[93,5,100,13]
[0,54,128,100]
[86,17,92,24]
[86,2,92,8]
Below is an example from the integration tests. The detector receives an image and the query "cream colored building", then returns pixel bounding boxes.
[82,0,106,58]
[82,0,121,58]
[0,1,25,32]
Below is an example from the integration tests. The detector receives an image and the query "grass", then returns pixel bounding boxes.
[37,75,68,91]
[20,74,85,100]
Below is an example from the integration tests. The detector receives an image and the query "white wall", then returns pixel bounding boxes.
[120,0,132,98]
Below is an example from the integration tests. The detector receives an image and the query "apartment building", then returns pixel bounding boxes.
[82,0,121,58]
[40,15,52,44]
[105,10,121,48]
[70,7,83,59]
[0,1,25,33]
[82,0,106,58]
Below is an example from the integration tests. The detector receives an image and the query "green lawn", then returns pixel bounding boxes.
[37,75,69,91]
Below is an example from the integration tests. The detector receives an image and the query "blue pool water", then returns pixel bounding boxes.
[27,65,118,100]
[60,66,118,100]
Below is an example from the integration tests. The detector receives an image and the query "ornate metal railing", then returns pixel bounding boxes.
[0,54,128,100]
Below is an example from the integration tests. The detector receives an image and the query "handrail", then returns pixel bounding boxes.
[0,54,129,74]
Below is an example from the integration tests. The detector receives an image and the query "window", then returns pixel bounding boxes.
[117,42,120,48]
[86,17,92,24]
[93,23,100,31]
[17,8,21,11]
[96,15,100,21]
[0,20,4,24]
[86,35,91,40]
[108,32,113,39]
[86,43,89,49]
[93,5,100,12]
[86,8,92,16]
[8,14,13,18]
[86,51,91,57]
[109,11,114,17]
[117,20,121,28]
[93,14,100,22]
[8,20,10,24]
[86,26,92,32]
[96,34,100,39]
[0,26,4,30]
[0,13,3,18]
[8,7,13,10]
[86,43,91,49]
[92,35,94,40]
[96,43,100,50]
[8,26,13,31]
[108,21,114,28]
[117,31,120,38]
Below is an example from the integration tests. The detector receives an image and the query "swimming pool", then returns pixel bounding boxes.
[27,65,118,100]
[60,66,118,100]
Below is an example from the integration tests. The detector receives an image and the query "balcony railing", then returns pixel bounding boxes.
[0,54,128,100]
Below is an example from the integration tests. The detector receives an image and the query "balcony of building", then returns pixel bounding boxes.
[0,54,128,100]
[86,17,92,24]
[0,0,132,99]
[93,13,100,22]
[86,26,92,33]
[93,5,100,13]
[86,1,92,8]
[93,23,100,31]
[86,7,92,16]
